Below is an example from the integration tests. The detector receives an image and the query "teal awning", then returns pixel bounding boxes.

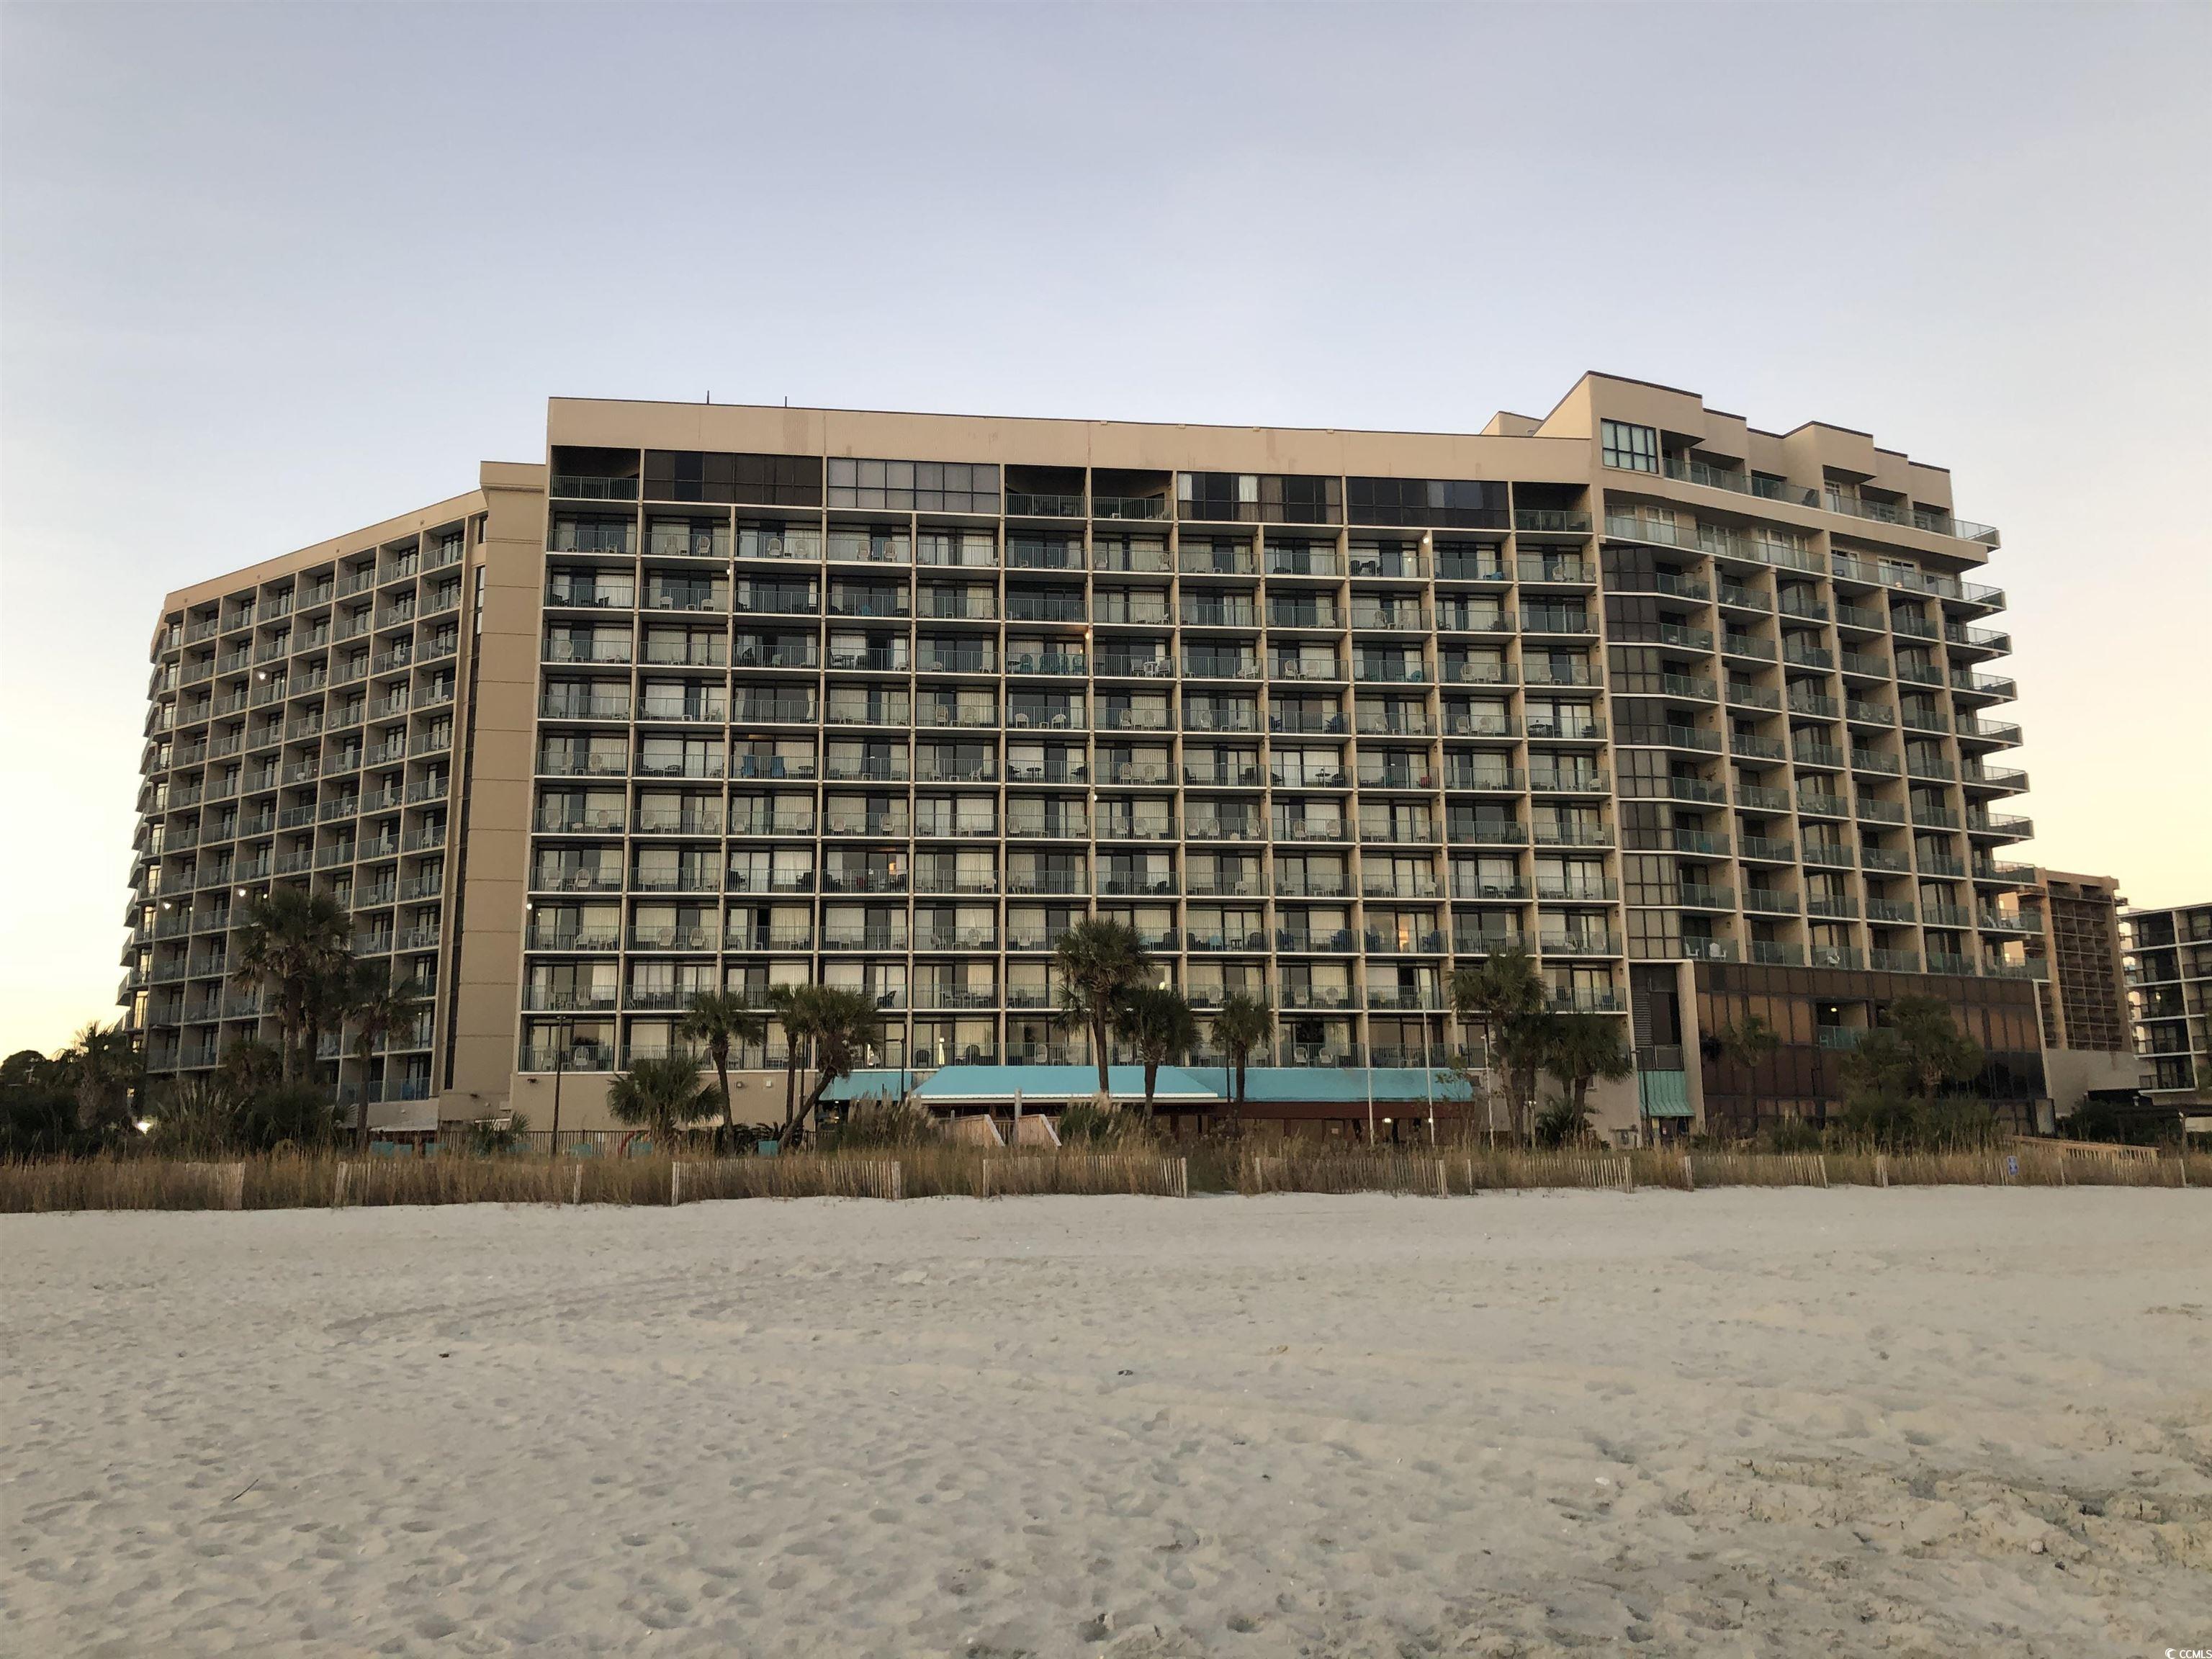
[1639,1069,1693,1118]
[1233,1067,1473,1105]
[824,1065,1474,1108]
[914,1064,1220,1104]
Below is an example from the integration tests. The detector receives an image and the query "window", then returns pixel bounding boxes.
[1347,477,1507,529]
[827,458,999,513]
[1177,472,1342,524]
[644,451,822,507]
[1601,421,1659,474]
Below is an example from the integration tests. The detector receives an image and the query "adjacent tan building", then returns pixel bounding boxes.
[121,374,2052,1141]
[2017,868,2142,1114]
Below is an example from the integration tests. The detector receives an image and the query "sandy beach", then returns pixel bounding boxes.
[5,1190,2209,1658]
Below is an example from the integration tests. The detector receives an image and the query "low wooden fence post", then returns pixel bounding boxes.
[571,1164,585,1205]
[1681,1154,1694,1192]
[670,1161,684,1206]
[333,1162,349,1208]
[1177,1157,1190,1199]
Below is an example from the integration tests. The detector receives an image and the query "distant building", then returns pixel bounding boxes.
[2123,901,2212,1109]
[2022,869,2141,1117]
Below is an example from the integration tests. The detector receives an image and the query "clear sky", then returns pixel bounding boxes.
[3,3,2207,1057]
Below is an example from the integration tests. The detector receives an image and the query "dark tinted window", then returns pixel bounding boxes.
[645,451,823,507]
[1347,477,1507,529]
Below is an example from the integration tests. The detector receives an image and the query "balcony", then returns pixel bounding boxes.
[1547,988,1623,1013]
[1617,621,1714,655]
[1820,490,2000,548]
[1004,491,1084,519]
[1653,726,1723,753]
[1538,933,1620,958]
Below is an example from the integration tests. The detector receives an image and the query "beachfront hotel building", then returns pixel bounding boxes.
[2122,900,2212,1110]
[119,374,2054,1141]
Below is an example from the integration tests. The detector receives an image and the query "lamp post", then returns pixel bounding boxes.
[1423,1010,1435,1146]
[548,1015,572,1159]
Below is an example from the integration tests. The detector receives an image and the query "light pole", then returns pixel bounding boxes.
[1423,1009,1435,1146]
[548,1015,572,1159]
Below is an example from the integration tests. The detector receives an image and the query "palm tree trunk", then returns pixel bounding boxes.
[1092,999,1111,1098]
[281,992,302,1086]
[1143,1058,1159,1112]
[712,1043,734,1141]
[354,1037,373,1151]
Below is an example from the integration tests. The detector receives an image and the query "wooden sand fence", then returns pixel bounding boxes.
[0,1145,2202,1213]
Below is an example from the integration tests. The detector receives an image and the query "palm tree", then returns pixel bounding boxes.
[1542,1013,1634,1132]
[1112,984,1197,1114]
[230,888,353,1084]
[678,990,767,1141]
[61,1022,141,1140]
[343,963,426,1150]
[607,1055,719,1151]
[786,986,881,1148]
[214,1038,280,1098]
[1053,919,1151,1099]
[1448,945,1549,1141]
[1207,994,1273,1133]
[767,983,813,1135]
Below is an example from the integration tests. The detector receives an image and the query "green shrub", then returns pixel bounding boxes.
[1760,1118,1824,1154]
[463,1111,531,1156]
[238,1084,343,1152]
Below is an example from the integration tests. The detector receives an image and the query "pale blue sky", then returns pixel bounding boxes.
[3,3,2207,1054]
